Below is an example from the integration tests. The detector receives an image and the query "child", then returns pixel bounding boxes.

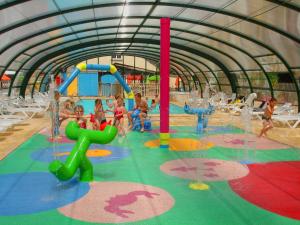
[258,97,277,137]
[113,97,127,135]
[59,99,74,126]
[74,105,87,129]
[106,94,119,111]
[93,99,106,130]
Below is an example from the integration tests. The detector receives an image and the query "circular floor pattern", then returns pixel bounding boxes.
[58,182,175,223]
[144,138,214,151]
[201,133,290,150]
[229,161,300,220]
[31,144,130,163]
[160,158,249,181]
[0,172,89,216]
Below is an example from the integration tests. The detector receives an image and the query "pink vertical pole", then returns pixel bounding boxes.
[160,18,170,148]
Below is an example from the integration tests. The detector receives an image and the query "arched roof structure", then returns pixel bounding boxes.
[0,0,299,109]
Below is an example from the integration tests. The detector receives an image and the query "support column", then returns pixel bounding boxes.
[160,18,170,148]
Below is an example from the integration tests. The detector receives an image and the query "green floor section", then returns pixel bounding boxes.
[0,125,300,225]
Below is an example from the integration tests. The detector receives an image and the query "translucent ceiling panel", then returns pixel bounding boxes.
[192,36,259,69]
[0,42,28,66]
[224,0,274,16]
[255,7,300,38]
[116,33,134,38]
[229,20,300,67]
[161,0,233,8]
[178,8,213,21]
[204,12,240,28]
[175,49,224,71]
[120,18,143,26]
[71,22,96,31]
[185,42,240,70]
[54,0,92,10]
[93,0,125,4]
[76,30,98,38]
[0,15,66,49]
[118,27,138,33]
[96,19,120,27]
[94,6,123,18]
[123,4,152,17]
[139,27,160,34]
[151,6,184,17]
[143,18,160,26]
[64,9,94,22]
[210,30,271,56]
[47,27,73,38]
[0,0,57,28]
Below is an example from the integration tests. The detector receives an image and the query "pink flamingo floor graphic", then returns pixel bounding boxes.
[58,182,174,223]
[104,191,160,218]
[160,158,249,181]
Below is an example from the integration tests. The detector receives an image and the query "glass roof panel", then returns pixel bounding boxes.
[124,4,153,17]
[96,19,120,27]
[70,22,96,31]
[139,27,160,33]
[229,20,300,66]
[94,6,123,17]
[118,26,138,33]
[151,6,185,17]
[160,0,232,8]
[120,18,143,25]
[116,33,134,38]
[64,9,94,22]
[0,0,57,29]
[255,6,300,38]
[224,0,274,16]
[54,0,92,10]
[177,8,213,21]
[76,30,98,38]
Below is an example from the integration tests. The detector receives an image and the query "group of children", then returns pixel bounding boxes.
[51,92,159,139]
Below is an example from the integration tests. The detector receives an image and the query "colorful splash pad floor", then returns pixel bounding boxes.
[1,125,300,225]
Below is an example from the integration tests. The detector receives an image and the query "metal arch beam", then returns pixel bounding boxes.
[19,38,235,96]
[2,28,222,91]
[4,32,226,95]
[0,21,281,95]
[3,31,234,90]
[266,0,300,12]
[1,2,299,44]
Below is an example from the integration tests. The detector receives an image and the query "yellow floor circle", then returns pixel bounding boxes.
[54,149,112,157]
[144,138,213,151]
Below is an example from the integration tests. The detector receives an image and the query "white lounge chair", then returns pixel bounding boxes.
[272,113,300,128]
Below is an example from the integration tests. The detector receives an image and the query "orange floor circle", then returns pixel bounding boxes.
[54,149,112,157]
[144,138,214,151]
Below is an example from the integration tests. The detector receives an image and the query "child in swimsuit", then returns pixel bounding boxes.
[74,105,87,129]
[114,97,126,135]
[93,99,106,130]
[59,99,74,126]
[258,97,277,137]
